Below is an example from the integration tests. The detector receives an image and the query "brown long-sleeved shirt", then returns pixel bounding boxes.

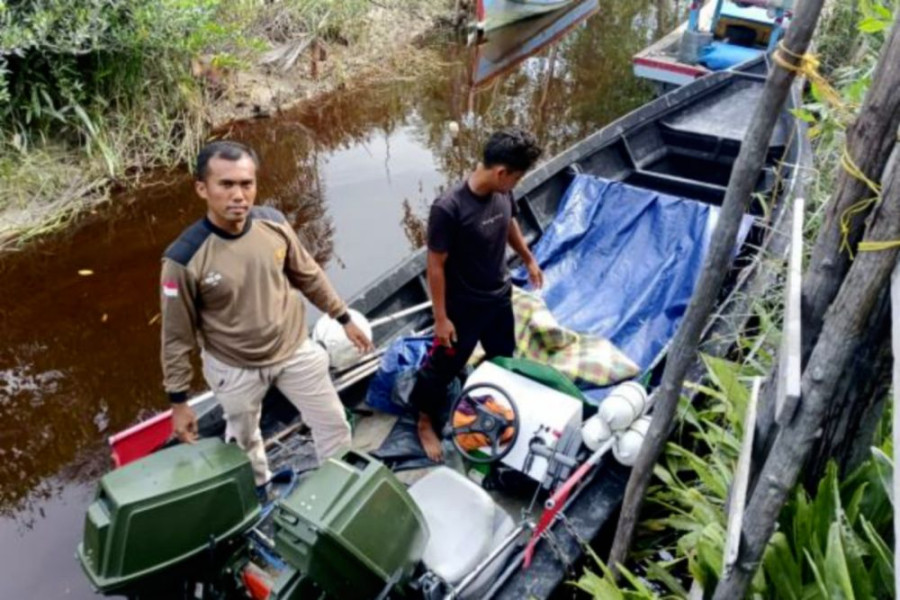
[160,206,347,402]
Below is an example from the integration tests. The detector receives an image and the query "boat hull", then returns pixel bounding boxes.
[477,0,576,32]
[471,0,599,88]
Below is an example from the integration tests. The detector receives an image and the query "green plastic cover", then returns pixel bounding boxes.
[274,451,429,600]
[490,356,586,401]
[78,438,260,593]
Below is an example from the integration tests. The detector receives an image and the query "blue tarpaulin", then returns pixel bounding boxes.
[700,42,764,71]
[512,174,752,379]
[366,335,433,415]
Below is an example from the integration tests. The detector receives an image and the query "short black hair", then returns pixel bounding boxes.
[195,140,259,181]
[483,128,542,172]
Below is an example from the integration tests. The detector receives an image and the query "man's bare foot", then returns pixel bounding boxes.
[417,413,443,462]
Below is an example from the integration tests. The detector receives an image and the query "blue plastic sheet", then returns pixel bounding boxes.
[512,175,752,378]
[365,335,433,415]
[699,42,764,71]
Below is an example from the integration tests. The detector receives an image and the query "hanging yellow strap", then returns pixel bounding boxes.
[839,146,900,256]
[838,147,882,258]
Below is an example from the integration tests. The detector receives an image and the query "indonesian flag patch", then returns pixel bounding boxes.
[162,281,179,298]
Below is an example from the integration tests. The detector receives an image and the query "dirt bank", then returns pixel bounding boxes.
[0,1,456,252]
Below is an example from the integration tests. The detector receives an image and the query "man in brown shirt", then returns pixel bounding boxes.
[161,140,372,486]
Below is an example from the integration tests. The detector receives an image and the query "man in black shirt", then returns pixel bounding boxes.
[413,128,544,461]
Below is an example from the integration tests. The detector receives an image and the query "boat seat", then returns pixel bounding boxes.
[408,467,516,598]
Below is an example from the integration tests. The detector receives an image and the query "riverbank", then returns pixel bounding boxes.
[0,0,455,252]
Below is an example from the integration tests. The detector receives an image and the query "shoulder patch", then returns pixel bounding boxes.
[164,219,211,266]
[251,205,287,224]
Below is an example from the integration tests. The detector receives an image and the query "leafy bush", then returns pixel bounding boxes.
[0,0,239,149]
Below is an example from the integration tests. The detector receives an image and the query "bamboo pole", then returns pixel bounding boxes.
[714,131,900,599]
[607,0,827,572]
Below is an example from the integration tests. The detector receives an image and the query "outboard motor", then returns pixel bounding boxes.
[77,439,261,597]
[271,450,429,600]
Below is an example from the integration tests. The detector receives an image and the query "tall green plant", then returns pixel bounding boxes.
[578,354,895,598]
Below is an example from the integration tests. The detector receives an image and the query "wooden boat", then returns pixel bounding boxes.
[470,0,599,89]
[87,58,805,600]
[633,0,793,89]
[476,0,576,32]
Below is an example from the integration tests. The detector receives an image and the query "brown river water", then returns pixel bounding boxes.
[0,3,681,597]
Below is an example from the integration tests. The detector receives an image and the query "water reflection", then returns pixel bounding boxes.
[0,2,684,596]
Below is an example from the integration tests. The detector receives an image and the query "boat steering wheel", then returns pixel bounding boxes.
[447,383,520,464]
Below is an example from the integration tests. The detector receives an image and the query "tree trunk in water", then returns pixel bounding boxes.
[606,0,826,572]
[754,12,900,487]
[713,133,900,600]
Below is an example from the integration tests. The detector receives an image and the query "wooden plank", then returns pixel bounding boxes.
[724,376,762,571]
[776,195,804,423]
[890,257,900,593]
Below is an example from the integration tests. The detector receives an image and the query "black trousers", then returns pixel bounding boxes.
[410,293,515,428]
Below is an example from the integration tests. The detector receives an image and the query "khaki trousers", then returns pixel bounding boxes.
[202,339,351,485]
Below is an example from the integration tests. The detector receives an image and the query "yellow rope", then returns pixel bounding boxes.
[858,240,900,252]
[840,145,882,197]
[772,42,845,111]
[837,147,883,258]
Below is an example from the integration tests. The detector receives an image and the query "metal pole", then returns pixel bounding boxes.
[447,523,530,599]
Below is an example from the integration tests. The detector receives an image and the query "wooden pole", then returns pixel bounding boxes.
[714,131,900,599]
[607,0,826,572]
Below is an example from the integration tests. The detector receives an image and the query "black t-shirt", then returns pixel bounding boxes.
[426,181,517,303]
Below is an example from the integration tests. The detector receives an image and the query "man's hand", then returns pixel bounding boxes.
[343,321,375,354]
[526,259,544,290]
[435,316,457,348]
[172,402,198,444]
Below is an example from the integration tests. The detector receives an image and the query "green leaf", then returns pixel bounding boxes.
[645,560,690,596]
[823,522,855,600]
[858,17,887,33]
[870,446,894,506]
[859,516,894,597]
[843,482,867,526]
[840,517,872,600]
[790,107,818,123]
[763,532,802,600]
[804,549,830,599]
[872,2,892,19]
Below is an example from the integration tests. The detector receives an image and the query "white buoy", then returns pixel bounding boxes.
[312,309,372,371]
[613,415,651,467]
[598,381,649,431]
[581,414,613,451]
